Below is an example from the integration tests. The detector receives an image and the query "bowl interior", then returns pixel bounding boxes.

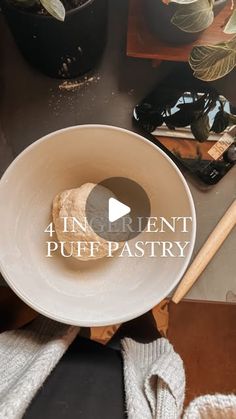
[0,125,195,326]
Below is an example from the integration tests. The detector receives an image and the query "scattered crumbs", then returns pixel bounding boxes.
[128,88,135,96]
[58,75,101,92]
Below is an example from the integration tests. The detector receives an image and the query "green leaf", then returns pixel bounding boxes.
[171,0,214,33]
[191,114,210,141]
[40,0,65,21]
[211,110,230,133]
[224,9,236,34]
[189,38,236,81]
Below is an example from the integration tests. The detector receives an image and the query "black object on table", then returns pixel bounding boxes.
[24,336,125,419]
[24,311,160,419]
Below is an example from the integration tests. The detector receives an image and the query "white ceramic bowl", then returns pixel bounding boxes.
[0,125,196,326]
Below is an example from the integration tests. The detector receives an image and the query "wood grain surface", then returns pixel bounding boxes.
[168,300,236,406]
[127,0,232,61]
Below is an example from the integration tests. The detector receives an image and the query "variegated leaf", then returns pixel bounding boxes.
[189,39,236,81]
[171,0,214,33]
[40,0,65,21]
[224,9,236,34]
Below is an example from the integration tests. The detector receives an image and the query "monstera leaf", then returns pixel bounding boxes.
[171,0,214,33]
[40,0,65,20]
[189,38,236,81]
[224,9,236,34]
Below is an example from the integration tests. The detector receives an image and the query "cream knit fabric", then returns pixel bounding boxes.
[121,338,185,419]
[122,338,236,419]
[183,394,236,419]
[0,316,79,419]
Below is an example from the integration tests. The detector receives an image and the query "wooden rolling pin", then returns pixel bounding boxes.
[172,199,236,304]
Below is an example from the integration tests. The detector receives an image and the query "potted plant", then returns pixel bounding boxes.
[1,0,108,78]
[146,0,236,81]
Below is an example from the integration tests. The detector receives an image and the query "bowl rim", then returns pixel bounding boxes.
[0,124,196,326]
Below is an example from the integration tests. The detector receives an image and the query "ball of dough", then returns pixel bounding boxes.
[52,183,123,261]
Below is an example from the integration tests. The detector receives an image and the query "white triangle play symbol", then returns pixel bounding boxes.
[108,198,131,223]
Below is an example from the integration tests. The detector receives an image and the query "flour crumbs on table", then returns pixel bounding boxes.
[59,75,101,92]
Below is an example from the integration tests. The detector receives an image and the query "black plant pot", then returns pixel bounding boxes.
[146,0,227,45]
[1,0,108,78]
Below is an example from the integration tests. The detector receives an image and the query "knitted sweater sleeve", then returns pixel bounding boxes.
[121,337,185,419]
[0,316,79,419]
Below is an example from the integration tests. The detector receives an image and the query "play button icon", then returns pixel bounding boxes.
[85,177,151,242]
[109,198,131,223]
